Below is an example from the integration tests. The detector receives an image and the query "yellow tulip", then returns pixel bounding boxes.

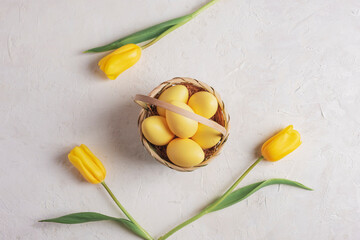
[261,125,301,161]
[98,44,141,80]
[68,144,106,184]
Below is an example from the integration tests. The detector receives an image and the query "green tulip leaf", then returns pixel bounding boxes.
[40,212,151,240]
[210,178,313,212]
[85,15,192,53]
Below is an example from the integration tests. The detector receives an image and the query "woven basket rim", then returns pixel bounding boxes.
[137,77,230,172]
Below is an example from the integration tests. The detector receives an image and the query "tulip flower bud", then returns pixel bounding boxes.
[98,44,141,80]
[68,144,106,184]
[261,125,301,161]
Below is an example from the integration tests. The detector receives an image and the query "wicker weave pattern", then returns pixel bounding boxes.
[137,77,230,172]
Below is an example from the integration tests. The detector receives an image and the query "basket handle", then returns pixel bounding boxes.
[134,94,227,136]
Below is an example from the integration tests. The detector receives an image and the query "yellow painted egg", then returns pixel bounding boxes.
[157,85,189,116]
[167,138,204,168]
[141,116,175,146]
[192,124,222,149]
[188,91,218,119]
[166,101,198,138]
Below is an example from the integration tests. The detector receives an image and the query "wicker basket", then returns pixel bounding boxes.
[137,77,230,172]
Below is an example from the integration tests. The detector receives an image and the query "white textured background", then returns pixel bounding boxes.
[1,0,359,239]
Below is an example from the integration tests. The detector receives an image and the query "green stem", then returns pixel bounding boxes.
[141,18,189,50]
[205,156,264,211]
[141,0,220,50]
[101,182,153,240]
[159,156,264,240]
[191,0,220,17]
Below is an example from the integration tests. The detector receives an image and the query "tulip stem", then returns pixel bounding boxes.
[191,0,221,18]
[101,181,153,240]
[159,156,264,240]
[141,0,220,50]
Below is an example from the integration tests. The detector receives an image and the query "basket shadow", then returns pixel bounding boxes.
[103,98,159,167]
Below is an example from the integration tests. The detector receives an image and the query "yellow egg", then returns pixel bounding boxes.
[192,124,222,149]
[141,116,174,146]
[167,138,204,168]
[188,91,218,119]
[157,85,189,116]
[166,101,198,138]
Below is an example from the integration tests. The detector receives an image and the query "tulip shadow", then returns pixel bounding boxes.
[55,146,86,183]
[86,53,110,81]
[101,98,158,167]
[253,140,264,158]
[253,128,282,158]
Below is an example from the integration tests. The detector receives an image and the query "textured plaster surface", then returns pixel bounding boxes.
[1,0,360,239]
